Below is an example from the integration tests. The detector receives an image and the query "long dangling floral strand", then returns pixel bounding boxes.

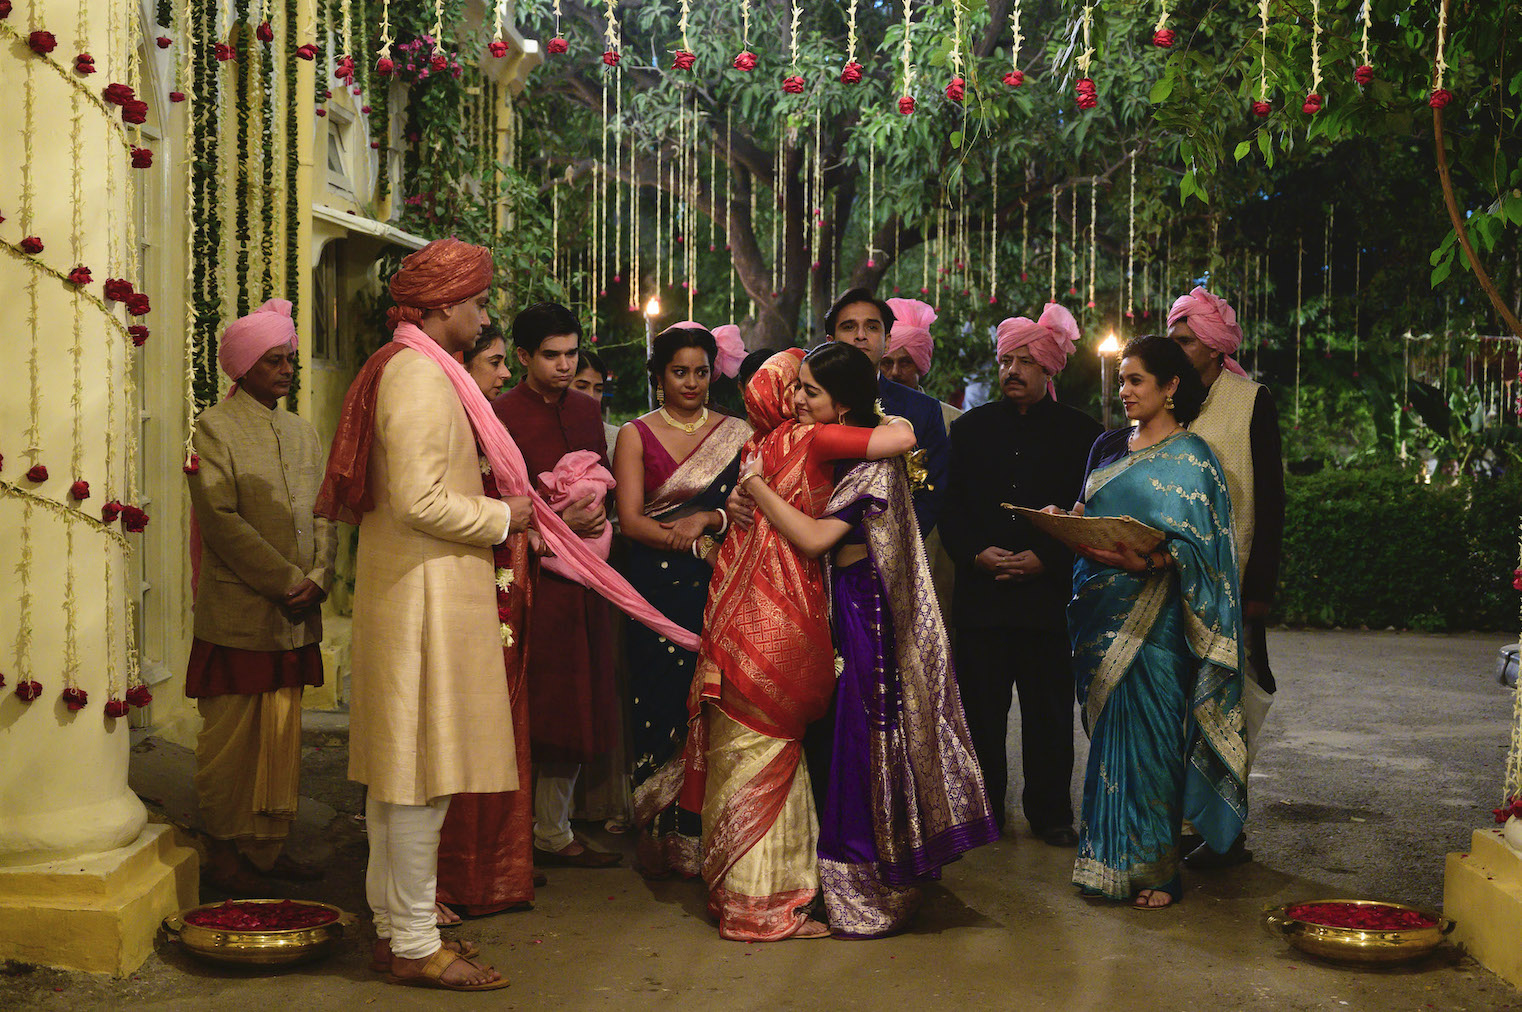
[1004,0,1025,87]
[1303,0,1324,114]
[1430,0,1452,108]
[897,0,916,114]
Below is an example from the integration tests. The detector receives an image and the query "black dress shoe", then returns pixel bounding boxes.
[1038,826,1078,847]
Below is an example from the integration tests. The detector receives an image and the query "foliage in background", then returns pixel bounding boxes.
[1277,464,1521,631]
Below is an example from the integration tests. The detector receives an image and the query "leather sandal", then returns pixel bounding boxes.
[533,844,622,868]
[372,938,477,973]
[384,947,509,991]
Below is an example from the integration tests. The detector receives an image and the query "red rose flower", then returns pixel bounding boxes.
[20,236,43,255]
[67,265,92,285]
[156,36,172,49]
[104,699,130,718]
[672,50,696,71]
[128,325,149,346]
[169,91,186,103]
[62,686,88,711]
[127,684,154,707]
[1251,99,1272,117]
[104,278,134,301]
[213,42,237,62]
[122,99,149,124]
[898,95,916,114]
[70,480,90,501]
[101,500,123,523]
[0,1,11,19]
[1513,568,1522,591]
[323,89,332,98]
[1354,64,1374,85]
[0,671,4,688]
[256,21,273,43]
[103,83,135,105]
[1002,69,1025,87]
[125,293,151,315]
[183,453,200,475]
[547,37,569,55]
[782,74,805,94]
[733,51,757,72]
[121,505,150,533]
[602,50,620,67]
[1302,92,1323,114]
[840,61,862,85]
[945,77,965,102]
[376,56,393,75]
[75,53,97,75]
[25,464,48,482]
[370,140,380,149]
[361,104,372,113]
[1152,29,1175,48]
[1075,78,1098,109]
[295,44,317,61]
[15,679,42,702]
[1429,88,1453,108]
[489,40,509,58]
[28,31,58,55]
[131,146,153,168]
[315,108,326,117]
[430,52,448,71]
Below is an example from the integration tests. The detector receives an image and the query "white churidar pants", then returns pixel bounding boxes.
[533,761,580,852]
[365,795,451,960]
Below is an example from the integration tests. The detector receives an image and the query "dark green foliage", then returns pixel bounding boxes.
[1277,464,1521,632]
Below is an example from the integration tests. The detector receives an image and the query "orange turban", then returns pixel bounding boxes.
[385,236,494,330]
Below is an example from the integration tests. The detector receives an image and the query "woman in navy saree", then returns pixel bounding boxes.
[1061,336,1246,908]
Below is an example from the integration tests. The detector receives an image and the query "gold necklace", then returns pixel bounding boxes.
[658,405,708,434]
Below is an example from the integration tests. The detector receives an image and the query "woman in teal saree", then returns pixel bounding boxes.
[1059,336,1247,908]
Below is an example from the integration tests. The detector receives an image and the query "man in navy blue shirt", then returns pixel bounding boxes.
[824,288,949,535]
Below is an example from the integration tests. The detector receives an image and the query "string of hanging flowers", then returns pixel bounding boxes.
[840,0,861,84]
[602,0,619,66]
[897,0,916,114]
[1075,3,1097,110]
[1152,0,1175,48]
[1354,0,1374,85]
[1252,0,1271,117]
[1303,0,1324,114]
[782,0,804,94]
[945,0,965,103]
[672,0,694,70]
[546,0,567,54]
[1004,0,1025,87]
[734,0,755,71]
[1429,0,1452,108]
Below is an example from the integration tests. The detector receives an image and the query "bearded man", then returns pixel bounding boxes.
[940,303,1102,845]
[184,298,335,895]
[1167,286,1285,870]
[317,237,528,991]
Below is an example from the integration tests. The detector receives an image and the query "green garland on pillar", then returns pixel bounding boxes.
[234,2,251,317]
[285,0,302,406]
[191,0,223,408]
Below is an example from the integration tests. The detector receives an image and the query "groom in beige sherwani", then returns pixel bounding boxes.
[317,238,530,992]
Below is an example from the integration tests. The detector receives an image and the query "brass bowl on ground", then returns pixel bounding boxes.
[164,900,353,967]
[1264,899,1454,965]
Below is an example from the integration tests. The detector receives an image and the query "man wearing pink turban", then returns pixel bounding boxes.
[183,298,337,896]
[1167,286,1284,871]
[940,301,1102,846]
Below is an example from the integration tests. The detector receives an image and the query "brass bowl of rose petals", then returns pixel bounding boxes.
[1264,899,1454,964]
[164,899,354,966]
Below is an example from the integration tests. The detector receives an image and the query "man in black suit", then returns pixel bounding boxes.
[941,305,1102,845]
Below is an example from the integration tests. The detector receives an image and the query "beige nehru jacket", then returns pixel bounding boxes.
[346,347,517,806]
[187,392,337,651]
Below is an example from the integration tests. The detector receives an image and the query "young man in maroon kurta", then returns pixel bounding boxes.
[494,302,622,868]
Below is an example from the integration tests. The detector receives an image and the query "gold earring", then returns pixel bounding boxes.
[1165,393,1175,410]
[656,386,665,406]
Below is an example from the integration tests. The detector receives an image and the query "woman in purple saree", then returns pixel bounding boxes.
[739,344,997,937]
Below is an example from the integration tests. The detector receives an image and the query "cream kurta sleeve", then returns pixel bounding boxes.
[376,352,509,549]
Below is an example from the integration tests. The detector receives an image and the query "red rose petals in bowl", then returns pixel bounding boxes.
[1266,899,1452,964]
[185,899,339,931]
[168,899,350,966]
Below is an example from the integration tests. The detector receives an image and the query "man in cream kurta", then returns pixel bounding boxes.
[1168,286,1286,870]
[326,239,528,990]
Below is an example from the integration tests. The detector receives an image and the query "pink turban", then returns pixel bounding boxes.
[885,298,937,376]
[1167,286,1247,376]
[995,302,1080,376]
[711,324,746,379]
[219,298,297,382]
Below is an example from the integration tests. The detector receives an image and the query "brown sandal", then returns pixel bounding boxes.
[371,937,479,973]
[384,947,509,991]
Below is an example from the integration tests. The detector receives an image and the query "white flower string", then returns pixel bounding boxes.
[340,0,352,58]
[1077,3,1094,79]
[726,108,736,320]
[1153,0,1173,42]
[431,0,445,49]
[1087,177,1097,309]
[678,0,691,56]
[949,0,964,82]
[1257,0,1270,105]
[1009,0,1023,77]
[181,0,199,473]
[1126,162,1136,321]
[499,0,512,44]
[1433,0,1449,94]
[1323,204,1334,354]
[740,0,752,56]
[1359,0,1372,68]
[899,0,916,106]
[990,160,998,304]
[846,0,858,72]
[16,503,36,696]
[378,0,392,63]
[789,0,802,76]
[23,45,41,462]
[1049,185,1058,301]
[866,146,876,268]
[602,0,618,62]
[1295,233,1304,424]
[1069,187,1079,296]
[1309,0,1323,105]
[68,6,85,705]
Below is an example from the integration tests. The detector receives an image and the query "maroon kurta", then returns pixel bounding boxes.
[495,382,617,764]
